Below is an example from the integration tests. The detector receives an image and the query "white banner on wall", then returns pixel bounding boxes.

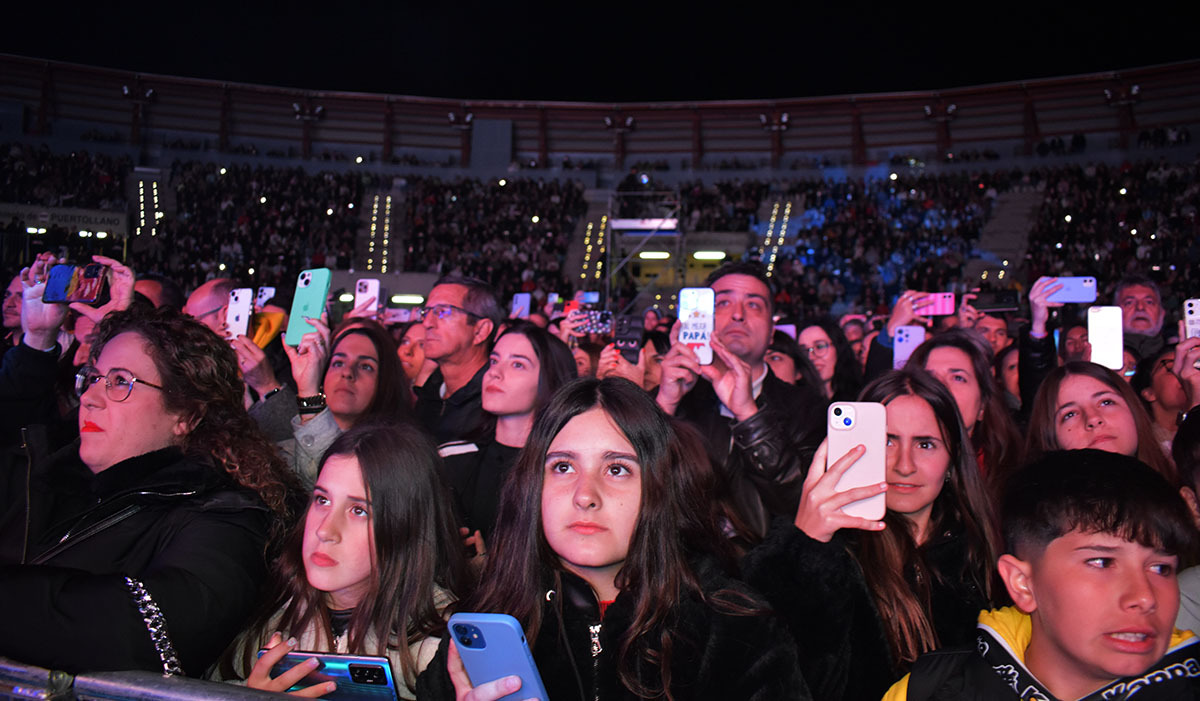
[0,203,128,235]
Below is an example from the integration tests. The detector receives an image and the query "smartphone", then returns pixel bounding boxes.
[826,402,887,521]
[893,325,926,369]
[510,292,531,319]
[1045,276,1097,304]
[255,286,276,311]
[580,310,613,335]
[226,288,253,338]
[42,263,108,304]
[775,323,797,340]
[258,650,399,700]
[679,287,715,365]
[1184,299,1200,340]
[546,292,559,310]
[973,290,1019,313]
[383,308,411,324]
[914,292,955,316]
[561,300,580,317]
[285,268,333,345]
[449,613,548,701]
[614,314,644,364]
[355,279,381,312]
[579,291,600,305]
[1087,306,1124,370]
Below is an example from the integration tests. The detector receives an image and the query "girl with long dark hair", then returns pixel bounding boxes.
[743,368,1000,700]
[798,317,863,402]
[419,377,810,701]
[218,420,469,699]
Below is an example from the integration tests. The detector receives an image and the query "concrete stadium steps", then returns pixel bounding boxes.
[567,189,612,291]
[355,191,398,274]
[965,190,1044,286]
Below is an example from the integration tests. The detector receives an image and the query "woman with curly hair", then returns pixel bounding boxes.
[0,306,297,677]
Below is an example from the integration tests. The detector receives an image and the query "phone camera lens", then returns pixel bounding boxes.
[843,418,852,427]
[458,636,472,647]
[833,407,842,416]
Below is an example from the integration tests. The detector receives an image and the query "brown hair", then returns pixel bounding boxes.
[90,306,296,516]
[1025,361,1176,486]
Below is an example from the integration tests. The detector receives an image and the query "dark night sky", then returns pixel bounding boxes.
[5,2,1197,102]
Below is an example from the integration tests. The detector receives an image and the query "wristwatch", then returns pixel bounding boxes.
[297,392,327,414]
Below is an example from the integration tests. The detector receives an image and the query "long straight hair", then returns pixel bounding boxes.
[245,420,469,688]
[906,327,1022,484]
[856,369,1000,668]
[327,320,411,422]
[469,377,745,699]
[800,316,863,401]
[1025,361,1176,485]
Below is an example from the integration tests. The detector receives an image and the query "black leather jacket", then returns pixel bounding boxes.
[672,371,824,541]
[0,441,271,676]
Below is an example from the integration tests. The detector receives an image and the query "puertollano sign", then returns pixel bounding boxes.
[0,203,128,236]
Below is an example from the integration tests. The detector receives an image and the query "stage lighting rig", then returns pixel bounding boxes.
[604,115,635,132]
[448,111,474,130]
[759,112,789,132]
[293,103,325,121]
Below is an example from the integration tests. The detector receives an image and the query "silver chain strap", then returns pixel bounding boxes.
[124,576,184,676]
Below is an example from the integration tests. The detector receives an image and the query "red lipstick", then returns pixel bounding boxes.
[80,421,104,433]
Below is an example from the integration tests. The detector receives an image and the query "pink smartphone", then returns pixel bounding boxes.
[914,292,956,316]
[1184,299,1200,340]
[826,402,887,521]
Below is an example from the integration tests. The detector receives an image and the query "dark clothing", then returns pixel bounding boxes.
[0,444,271,677]
[417,559,811,701]
[414,364,488,444]
[1017,327,1057,427]
[1125,328,1172,364]
[0,340,60,448]
[741,518,992,701]
[672,371,823,541]
[438,436,520,543]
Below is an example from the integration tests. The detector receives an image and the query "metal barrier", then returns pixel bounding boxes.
[0,659,286,700]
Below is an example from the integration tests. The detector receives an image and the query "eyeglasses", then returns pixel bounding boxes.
[417,303,480,322]
[800,341,832,358]
[75,366,166,402]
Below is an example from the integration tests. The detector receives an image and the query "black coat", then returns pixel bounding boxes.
[672,371,824,542]
[417,558,811,701]
[414,364,488,445]
[0,443,271,676]
[741,518,991,701]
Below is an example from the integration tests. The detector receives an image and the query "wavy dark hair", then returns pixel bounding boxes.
[470,377,756,700]
[326,320,411,424]
[246,420,470,689]
[1025,361,1176,485]
[90,306,295,516]
[906,327,1022,484]
[855,368,1000,668]
[798,317,863,402]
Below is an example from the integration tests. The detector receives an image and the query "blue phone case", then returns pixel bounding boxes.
[1046,276,1097,304]
[449,613,549,701]
[260,650,399,700]
[285,268,332,345]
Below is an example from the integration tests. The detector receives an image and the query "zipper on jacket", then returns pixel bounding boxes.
[589,623,602,701]
[32,488,197,565]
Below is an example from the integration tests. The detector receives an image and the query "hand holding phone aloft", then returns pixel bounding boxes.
[793,438,888,543]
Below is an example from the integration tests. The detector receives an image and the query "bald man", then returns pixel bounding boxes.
[184,278,235,337]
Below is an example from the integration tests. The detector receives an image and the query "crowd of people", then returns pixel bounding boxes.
[3,237,1200,699]
[400,176,587,303]
[0,142,131,210]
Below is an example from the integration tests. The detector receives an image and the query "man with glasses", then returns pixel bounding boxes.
[414,276,501,443]
[656,261,824,543]
[182,278,235,337]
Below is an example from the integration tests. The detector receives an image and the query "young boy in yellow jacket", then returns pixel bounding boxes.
[884,449,1199,700]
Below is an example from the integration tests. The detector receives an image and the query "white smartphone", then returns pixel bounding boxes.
[254,286,276,311]
[511,292,531,319]
[1088,306,1124,370]
[1185,299,1200,340]
[227,288,253,339]
[355,278,380,312]
[893,325,926,370]
[679,287,715,365]
[826,402,887,521]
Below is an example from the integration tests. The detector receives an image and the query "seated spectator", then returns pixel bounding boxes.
[885,450,1198,699]
[0,306,294,676]
[215,421,468,700]
[1026,361,1176,483]
[744,368,999,700]
[419,377,810,700]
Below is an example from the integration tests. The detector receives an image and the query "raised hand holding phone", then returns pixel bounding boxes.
[793,438,888,543]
